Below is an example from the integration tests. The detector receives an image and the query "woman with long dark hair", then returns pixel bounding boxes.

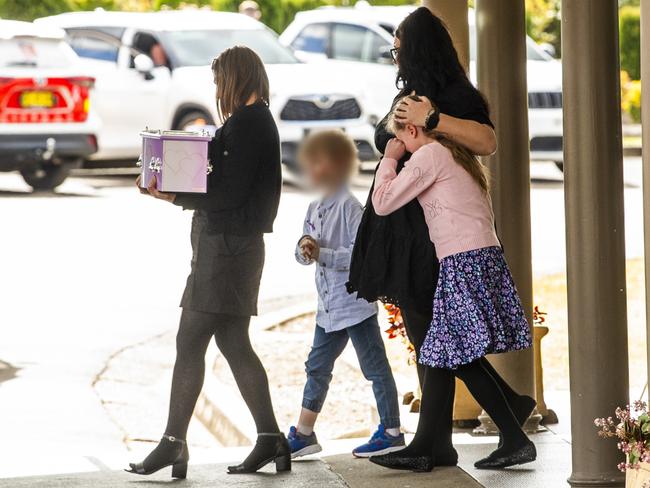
[126,46,290,478]
[348,7,536,470]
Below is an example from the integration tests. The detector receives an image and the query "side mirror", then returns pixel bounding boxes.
[134,54,155,79]
[540,42,557,58]
[377,45,393,65]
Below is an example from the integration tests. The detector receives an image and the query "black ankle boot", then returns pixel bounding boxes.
[474,440,536,470]
[125,434,189,479]
[228,433,291,474]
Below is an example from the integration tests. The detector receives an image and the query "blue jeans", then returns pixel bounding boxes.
[302,314,401,429]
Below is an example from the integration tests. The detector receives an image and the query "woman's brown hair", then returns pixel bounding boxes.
[211,46,269,122]
[388,96,490,193]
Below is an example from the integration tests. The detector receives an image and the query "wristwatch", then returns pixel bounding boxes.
[424,105,441,131]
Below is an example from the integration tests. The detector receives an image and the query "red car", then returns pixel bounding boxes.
[0,20,99,190]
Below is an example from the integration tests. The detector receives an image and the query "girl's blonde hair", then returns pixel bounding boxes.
[211,46,269,123]
[387,96,490,193]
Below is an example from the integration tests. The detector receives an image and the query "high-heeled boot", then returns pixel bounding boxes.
[228,433,292,474]
[125,434,189,479]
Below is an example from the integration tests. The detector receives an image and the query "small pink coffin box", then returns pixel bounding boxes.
[138,129,213,193]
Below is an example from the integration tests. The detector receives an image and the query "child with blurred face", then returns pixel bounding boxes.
[287,130,404,460]
[297,130,358,264]
[299,130,356,195]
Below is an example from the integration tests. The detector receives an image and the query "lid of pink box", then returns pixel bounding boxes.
[140,129,212,141]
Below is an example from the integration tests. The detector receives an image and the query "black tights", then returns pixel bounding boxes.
[164,309,280,440]
[401,307,527,455]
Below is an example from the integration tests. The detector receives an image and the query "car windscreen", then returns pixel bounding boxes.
[162,29,298,66]
[0,37,79,68]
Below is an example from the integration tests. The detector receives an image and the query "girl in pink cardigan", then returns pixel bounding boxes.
[370,98,535,470]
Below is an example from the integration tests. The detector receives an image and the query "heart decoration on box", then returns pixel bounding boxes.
[164,148,206,178]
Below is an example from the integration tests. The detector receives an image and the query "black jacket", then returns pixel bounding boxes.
[348,80,493,314]
[174,102,281,236]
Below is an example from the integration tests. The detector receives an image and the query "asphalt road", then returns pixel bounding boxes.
[0,158,644,478]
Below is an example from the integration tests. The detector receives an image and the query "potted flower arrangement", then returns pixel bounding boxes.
[595,400,650,488]
[383,304,420,411]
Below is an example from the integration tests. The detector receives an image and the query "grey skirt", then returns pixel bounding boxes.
[180,211,265,316]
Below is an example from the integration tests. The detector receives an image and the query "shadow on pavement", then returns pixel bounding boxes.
[0,360,18,386]
[0,189,99,198]
[0,459,344,488]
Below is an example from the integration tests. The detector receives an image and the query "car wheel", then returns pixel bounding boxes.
[20,160,77,191]
[554,161,564,172]
[176,111,212,130]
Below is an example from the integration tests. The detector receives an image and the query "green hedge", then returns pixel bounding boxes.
[0,0,73,21]
[1,0,413,35]
[619,5,640,80]
[0,0,115,21]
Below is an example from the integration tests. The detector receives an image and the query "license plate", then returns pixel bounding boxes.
[20,91,54,108]
[303,127,345,136]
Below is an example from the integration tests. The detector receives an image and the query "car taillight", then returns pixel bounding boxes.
[68,76,95,89]
[67,77,94,120]
[0,76,94,123]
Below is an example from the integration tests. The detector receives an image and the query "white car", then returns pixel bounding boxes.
[0,20,100,190]
[280,5,564,166]
[36,9,380,174]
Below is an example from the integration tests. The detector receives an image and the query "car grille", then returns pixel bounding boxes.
[281,139,375,171]
[528,92,563,109]
[280,97,362,121]
[530,136,563,152]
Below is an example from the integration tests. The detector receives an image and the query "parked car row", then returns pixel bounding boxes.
[0,20,100,189]
[35,9,379,185]
[280,4,564,168]
[0,4,564,190]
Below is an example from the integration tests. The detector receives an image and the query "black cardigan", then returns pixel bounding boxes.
[174,102,282,236]
[347,80,493,315]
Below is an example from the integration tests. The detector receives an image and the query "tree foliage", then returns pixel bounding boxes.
[619,5,640,80]
[524,0,561,56]
[0,0,74,21]
[0,0,641,74]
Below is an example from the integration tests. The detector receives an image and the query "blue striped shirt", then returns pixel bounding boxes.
[295,187,378,332]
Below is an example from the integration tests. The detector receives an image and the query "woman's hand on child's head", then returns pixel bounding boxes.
[146,175,177,203]
[395,91,434,127]
[385,138,406,161]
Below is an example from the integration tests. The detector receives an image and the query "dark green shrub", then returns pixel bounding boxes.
[0,0,74,21]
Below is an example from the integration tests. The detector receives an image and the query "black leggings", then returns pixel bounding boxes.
[401,307,527,454]
[164,309,280,439]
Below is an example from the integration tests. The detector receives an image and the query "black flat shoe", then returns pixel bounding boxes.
[498,395,537,448]
[228,433,291,474]
[474,441,536,470]
[369,452,434,472]
[125,434,189,479]
[434,446,459,467]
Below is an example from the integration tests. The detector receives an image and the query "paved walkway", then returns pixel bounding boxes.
[0,429,571,488]
[0,456,481,488]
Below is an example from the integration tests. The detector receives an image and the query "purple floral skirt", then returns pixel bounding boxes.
[419,246,532,370]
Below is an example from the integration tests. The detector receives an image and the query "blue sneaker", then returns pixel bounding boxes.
[287,426,323,459]
[352,425,406,458]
